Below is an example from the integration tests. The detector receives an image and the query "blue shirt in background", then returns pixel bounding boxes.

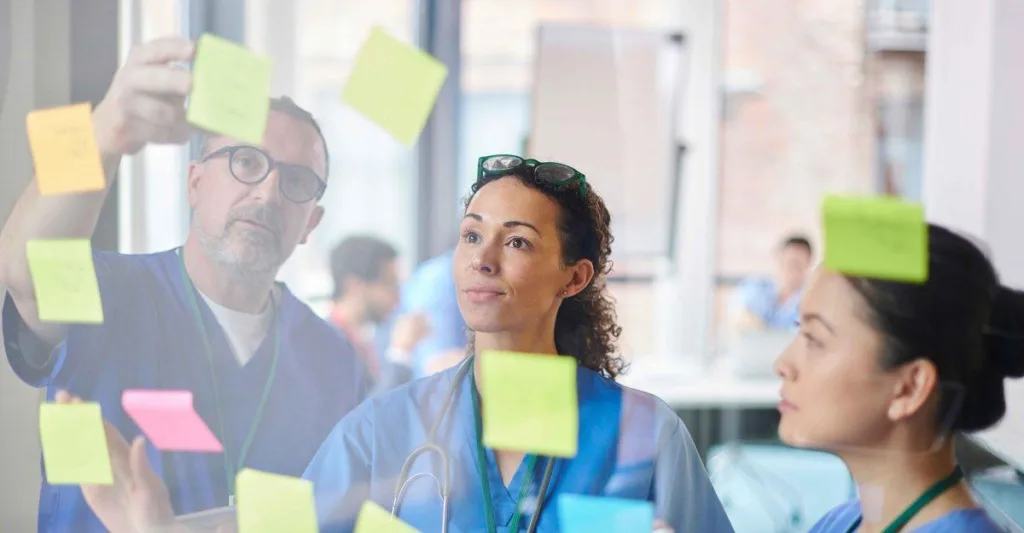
[732,278,802,330]
[396,250,467,377]
[303,361,735,533]
[809,500,1005,532]
[2,250,372,533]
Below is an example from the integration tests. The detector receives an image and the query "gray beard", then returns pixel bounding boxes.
[196,223,283,285]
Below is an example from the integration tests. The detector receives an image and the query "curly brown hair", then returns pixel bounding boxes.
[464,170,626,379]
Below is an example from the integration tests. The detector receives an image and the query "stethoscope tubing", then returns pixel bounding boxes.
[390,357,555,533]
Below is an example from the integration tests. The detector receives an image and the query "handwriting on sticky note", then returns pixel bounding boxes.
[187,34,272,144]
[122,390,222,452]
[26,239,104,324]
[481,351,578,458]
[558,494,654,533]
[822,195,928,283]
[341,27,448,147]
[236,469,317,533]
[26,103,106,195]
[39,403,113,485]
[354,501,420,533]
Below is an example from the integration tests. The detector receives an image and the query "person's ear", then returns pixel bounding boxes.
[299,205,325,245]
[561,259,595,298]
[187,161,202,209]
[887,359,938,422]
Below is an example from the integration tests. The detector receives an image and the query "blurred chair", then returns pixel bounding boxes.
[707,442,855,533]
[971,466,1024,532]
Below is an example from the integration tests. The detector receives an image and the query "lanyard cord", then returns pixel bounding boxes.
[471,375,540,532]
[845,466,965,533]
[178,251,281,499]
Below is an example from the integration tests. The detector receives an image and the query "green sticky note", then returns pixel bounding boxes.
[354,501,420,533]
[341,27,448,147]
[481,351,578,458]
[187,34,272,144]
[822,194,928,282]
[236,469,317,533]
[26,239,104,324]
[39,403,113,485]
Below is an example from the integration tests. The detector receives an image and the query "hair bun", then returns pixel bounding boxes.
[985,287,1024,379]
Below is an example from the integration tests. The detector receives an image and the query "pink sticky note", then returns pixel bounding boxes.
[122,390,223,452]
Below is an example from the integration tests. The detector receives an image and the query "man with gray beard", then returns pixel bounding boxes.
[0,37,372,533]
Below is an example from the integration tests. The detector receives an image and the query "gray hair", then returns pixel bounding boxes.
[198,95,330,178]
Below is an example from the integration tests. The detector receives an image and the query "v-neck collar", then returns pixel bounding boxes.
[458,359,567,526]
[166,249,290,372]
[466,378,536,526]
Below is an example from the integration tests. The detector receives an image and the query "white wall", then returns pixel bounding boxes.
[0,1,70,531]
[923,0,1024,470]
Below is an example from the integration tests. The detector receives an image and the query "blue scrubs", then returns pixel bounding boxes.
[396,250,467,377]
[304,361,735,532]
[808,500,1004,532]
[732,278,802,330]
[2,250,372,533]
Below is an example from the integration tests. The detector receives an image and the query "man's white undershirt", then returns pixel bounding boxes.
[195,286,277,366]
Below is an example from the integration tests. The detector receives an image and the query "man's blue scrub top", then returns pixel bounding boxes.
[397,250,467,377]
[304,361,736,533]
[732,277,802,330]
[2,249,373,532]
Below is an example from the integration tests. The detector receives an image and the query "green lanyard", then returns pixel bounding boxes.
[471,376,540,533]
[178,251,281,503]
[845,466,965,533]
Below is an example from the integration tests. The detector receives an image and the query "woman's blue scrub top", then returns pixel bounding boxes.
[809,500,1004,532]
[304,362,735,532]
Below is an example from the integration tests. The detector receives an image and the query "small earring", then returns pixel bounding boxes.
[562,290,569,297]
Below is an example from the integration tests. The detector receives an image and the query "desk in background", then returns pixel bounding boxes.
[621,355,781,408]
[620,356,782,456]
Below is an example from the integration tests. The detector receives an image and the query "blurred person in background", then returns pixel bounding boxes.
[0,37,371,532]
[398,248,470,376]
[730,234,814,333]
[329,235,429,394]
[778,225,1018,532]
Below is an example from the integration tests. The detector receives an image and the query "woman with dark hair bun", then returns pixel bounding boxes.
[775,224,1022,532]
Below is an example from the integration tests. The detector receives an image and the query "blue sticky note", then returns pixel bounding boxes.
[557,494,654,533]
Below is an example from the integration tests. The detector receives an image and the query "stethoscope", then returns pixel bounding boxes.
[390,356,557,533]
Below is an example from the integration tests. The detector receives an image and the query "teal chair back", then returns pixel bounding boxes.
[971,467,1024,531]
[707,442,856,533]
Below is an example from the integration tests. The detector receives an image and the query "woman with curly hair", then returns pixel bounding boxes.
[301,155,732,533]
[78,155,733,533]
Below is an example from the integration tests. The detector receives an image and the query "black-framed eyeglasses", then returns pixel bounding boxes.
[201,145,327,204]
[477,154,588,197]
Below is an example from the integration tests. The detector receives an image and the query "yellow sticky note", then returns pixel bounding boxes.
[823,194,928,282]
[39,403,113,485]
[187,34,272,144]
[26,239,103,324]
[236,469,317,533]
[481,351,578,458]
[354,501,420,533]
[26,103,105,196]
[342,27,448,147]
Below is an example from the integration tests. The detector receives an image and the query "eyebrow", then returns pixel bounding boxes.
[801,312,837,335]
[462,213,543,237]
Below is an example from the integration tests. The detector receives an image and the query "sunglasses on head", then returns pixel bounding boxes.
[476,154,588,197]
